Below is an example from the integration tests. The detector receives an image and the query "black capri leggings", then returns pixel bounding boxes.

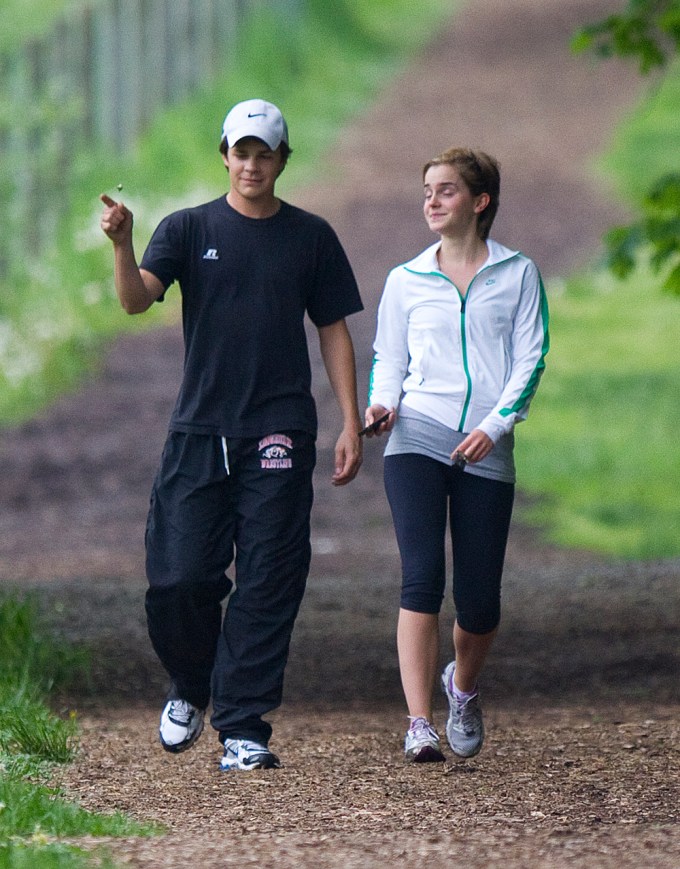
[384,453,514,634]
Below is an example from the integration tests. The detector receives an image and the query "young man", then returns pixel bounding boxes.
[100,99,363,771]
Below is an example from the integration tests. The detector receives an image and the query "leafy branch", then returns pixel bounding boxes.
[573,0,680,73]
[605,174,680,293]
[573,1,680,293]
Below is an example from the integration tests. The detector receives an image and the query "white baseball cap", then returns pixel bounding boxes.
[221,99,289,150]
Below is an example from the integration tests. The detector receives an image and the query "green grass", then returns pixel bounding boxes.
[0,593,88,694]
[0,593,158,867]
[0,843,117,869]
[515,268,680,558]
[0,777,154,839]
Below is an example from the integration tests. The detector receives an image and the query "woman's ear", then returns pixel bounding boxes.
[474,192,490,214]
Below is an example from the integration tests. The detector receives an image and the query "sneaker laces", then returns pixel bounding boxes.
[447,674,480,727]
[457,695,480,734]
[408,716,438,740]
[168,699,193,724]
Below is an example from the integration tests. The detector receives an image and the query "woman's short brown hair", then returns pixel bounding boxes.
[423,148,500,241]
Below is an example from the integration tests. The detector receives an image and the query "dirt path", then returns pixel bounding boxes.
[2,1,678,866]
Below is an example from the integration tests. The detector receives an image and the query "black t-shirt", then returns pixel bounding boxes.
[140,196,363,438]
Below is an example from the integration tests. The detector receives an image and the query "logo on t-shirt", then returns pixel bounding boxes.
[258,434,293,469]
[202,248,219,260]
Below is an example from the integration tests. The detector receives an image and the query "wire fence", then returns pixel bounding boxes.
[0,0,300,280]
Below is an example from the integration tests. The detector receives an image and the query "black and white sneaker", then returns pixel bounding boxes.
[159,699,205,753]
[220,738,281,771]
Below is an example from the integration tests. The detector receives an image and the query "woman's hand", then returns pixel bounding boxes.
[362,405,396,438]
[451,428,493,464]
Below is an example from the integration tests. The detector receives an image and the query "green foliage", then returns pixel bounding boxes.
[0,593,80,814]
[572,0,680,73]
[573,1,680,294]
[604,173,680,293]
[516,270,680,558]
[601,56,680,199]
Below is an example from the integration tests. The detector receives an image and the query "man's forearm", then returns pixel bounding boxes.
[318,320,362,429]
[113,242,161,314]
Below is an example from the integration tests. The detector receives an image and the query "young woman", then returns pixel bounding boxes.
[365,148,549,762]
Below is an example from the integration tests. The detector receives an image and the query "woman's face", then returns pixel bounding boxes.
[423,164,488,238]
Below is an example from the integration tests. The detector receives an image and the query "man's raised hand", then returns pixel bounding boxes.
[99,193,133,244]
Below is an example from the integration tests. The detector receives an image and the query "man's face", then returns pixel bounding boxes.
[222,137,284,203]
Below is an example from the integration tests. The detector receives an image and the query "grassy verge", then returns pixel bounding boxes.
[0,0,454,425]
[513,56,680,559]
[0,592,158,868]
[515,268,680,559]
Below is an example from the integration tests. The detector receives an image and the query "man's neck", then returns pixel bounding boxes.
[226,191,281,219]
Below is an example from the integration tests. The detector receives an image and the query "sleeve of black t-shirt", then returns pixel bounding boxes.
[139,211,186,300]
[306,223,363,327]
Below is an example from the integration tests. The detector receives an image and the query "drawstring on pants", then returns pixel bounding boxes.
[221,437,230,475]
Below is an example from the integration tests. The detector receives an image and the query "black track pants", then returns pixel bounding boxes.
[145,431,315,745]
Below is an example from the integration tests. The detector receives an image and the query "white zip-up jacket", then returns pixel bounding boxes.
[368,239,549,444]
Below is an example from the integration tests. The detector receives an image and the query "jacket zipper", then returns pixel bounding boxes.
[457,293,471,431]
[456,264,495,431]
[429,272,476,432]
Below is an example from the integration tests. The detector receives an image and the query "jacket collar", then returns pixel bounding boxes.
[403,238,520,275]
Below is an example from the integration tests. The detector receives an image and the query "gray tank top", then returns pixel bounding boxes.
[383,406,515,484]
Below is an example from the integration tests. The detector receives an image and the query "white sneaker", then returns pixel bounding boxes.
[442,661,484,758]
[159,699,205,753]
[404,716,445,763]
[220,738,281,771]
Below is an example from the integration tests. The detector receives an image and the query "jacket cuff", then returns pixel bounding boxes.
[477,416,511,445]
